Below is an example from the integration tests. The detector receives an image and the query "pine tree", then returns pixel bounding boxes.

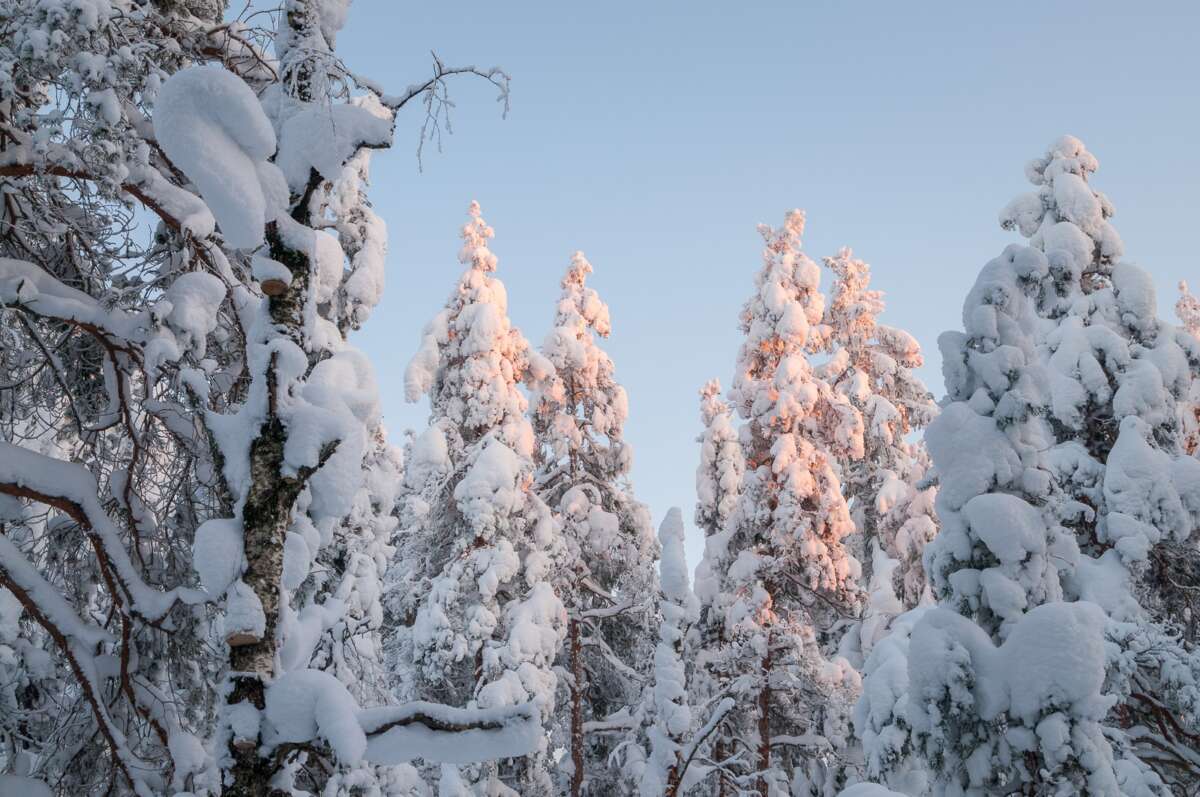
[391,202,567,794]
[529,251,659,795]
[705,210,865,795]
[819,248,938,659]
[859,135,1200,794]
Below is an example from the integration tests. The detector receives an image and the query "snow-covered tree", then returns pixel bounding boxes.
[687,378,746,796]
[819,248,938,658]
[858,135,1200,795]
[0,1,535,794]
[391,202,567,794]
[528,250,658,795]
[697,210,864,796]
[639,508,698,797]
[1175,281,1200,457]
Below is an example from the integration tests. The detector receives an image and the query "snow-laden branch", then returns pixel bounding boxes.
[360,701,542,765]
[0,535,152,796]
[0,441,204,621]
[370,51,511,169]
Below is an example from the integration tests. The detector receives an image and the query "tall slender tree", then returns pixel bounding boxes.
[640,508,698,797]
[1175,281,1200,457]
[704,210,865,795]
[529,251,658,795]
[819,248,938,659]
[689,379,745,796]
[391,202,567,795]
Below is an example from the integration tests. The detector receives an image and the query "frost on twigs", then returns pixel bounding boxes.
[379,52,512,170]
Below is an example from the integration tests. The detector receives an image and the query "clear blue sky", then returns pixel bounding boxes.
[338,0,1200,566]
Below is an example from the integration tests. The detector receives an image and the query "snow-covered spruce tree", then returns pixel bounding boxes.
[639,508,697,797]
[701,210,864,796]
[526,251,658,795]
[1175,281,1200,458]
[0,1,536,794]
[858,136,1200,795]
[819,248,938,659]
[688,378,745,796]
[391,202,567,795]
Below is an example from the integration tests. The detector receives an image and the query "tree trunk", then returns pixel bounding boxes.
[714,738,729,797]
[570,616,585,797]
[664,762,683,797]
[756,643,772,797]
[223,225,316,797]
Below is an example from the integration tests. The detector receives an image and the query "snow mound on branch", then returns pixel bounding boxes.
[359,702,543,765]
[909,602,1110,727]
[924,402,1021,510]
[838,785,906,797]
[266,668,367,764]
[276,101,393,191]
[164,271,226,359]
[153,66,283,249]
[192,517,242,595]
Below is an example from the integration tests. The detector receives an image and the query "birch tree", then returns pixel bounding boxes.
[0,1,536,794]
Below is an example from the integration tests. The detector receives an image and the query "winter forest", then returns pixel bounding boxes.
[2,0,1200,796]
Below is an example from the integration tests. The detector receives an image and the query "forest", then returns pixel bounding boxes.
[1,1,1199,795]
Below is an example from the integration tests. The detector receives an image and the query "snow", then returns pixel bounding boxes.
[153,66,281,249]
[838,785,905,797]
[251,254,292,289]
[360,702,543,765]
[192,517,243,595]
[0,775,53,797]
[640,507,698,796]
[908,602,1110,728]
[266,668,367,764]
[164,272,226,360]
[223,580,266,642]
[276,102,393,191]
[924,402,1020,511]
[0,257,141,340]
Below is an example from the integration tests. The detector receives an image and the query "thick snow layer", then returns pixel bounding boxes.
[266,668,367,764]
[359,702,542,765]
[276,102,392,191]
[153,66,280,249]
[223,580,266,640]
[838,785,906,797]
[924,403,1020,510]
[0,775,52,797]
[164,272,225,360]
[192,517,243,595]
[908,602,1110,728]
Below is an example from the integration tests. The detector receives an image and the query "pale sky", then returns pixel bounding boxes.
[338,0,1200,565]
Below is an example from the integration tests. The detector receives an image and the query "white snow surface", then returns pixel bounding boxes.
[153,66,282,249]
